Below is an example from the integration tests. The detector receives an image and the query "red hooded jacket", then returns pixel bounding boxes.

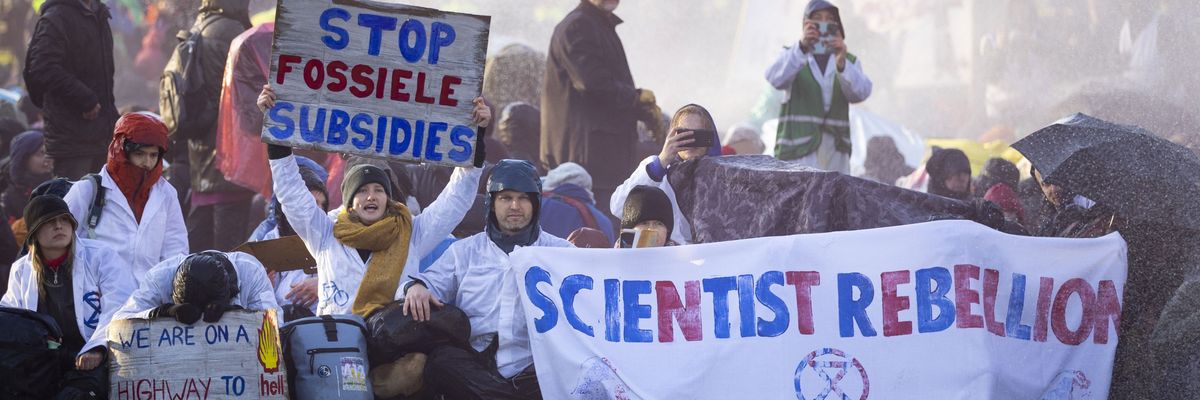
[107,112,169,222]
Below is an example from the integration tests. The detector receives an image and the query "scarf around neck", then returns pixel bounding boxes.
[333,201,412,317]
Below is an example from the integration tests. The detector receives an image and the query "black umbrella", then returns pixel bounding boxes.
[1013,113,1200,230]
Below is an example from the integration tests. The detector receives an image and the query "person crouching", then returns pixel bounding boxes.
[1,195,136,399]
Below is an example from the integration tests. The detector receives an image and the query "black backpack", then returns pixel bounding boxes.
[0,307,65,399]
[159,14,222,141]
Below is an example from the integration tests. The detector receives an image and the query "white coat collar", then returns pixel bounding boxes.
[98,166,166,224]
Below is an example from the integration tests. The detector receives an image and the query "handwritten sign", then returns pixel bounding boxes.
[512,221,1128,399]
[108,310,287,400]
[262,0,490,166]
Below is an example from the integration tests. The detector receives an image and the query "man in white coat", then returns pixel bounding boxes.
[63,112,188,280]
[609,104,722,245]
[403,159,573,399]
[113,251,279,323]
[257,85,490,317]
[2,194,136,399]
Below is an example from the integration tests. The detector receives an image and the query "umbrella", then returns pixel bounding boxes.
[1012,113,1200,230]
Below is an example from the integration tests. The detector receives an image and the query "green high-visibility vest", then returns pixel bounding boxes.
[774,53,856,161]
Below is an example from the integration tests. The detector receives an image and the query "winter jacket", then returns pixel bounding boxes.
[188,0,252,194]
[609,156,692,245]
[112,251,279,320]
[411,230,572,378]
[1,239,136,356]
[541,0,639,191]
[63,168,188,280]
[23,0,118,158]
[540,183,615,243]
[270,155,481,315]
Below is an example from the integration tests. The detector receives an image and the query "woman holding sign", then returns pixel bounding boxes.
[257,85,490,318]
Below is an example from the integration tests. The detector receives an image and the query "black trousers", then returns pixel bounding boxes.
[52,154,106,181]
[186,200,252,252]
[58,349,108,400]
[423,344,541,400]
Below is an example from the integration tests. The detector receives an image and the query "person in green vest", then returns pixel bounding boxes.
[766,0,872,173]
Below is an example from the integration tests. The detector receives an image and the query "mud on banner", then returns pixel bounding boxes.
[108,310,287,400]
[263,0,490,166]
[511,220,1128,399]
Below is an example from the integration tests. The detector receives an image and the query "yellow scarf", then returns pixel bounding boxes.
[333,202,412,317]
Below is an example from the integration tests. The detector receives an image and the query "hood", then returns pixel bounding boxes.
[485,160,542,253]
[8,130,47,186]
[543,162,593,203]
[201,0,251,27]
[926,147,972,200]
[804,0,845,38]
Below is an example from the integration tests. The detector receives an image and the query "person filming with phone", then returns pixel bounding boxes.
[766,0,872,173]
[609,104,721,245]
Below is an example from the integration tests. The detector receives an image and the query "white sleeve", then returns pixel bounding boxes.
[404,240,465,303]
[270,155,333,256]
[609,156,665,219]
[83,249,137,354]
[0,261,26,308]
[837,57,873,104]
[63,178,92,238]
[113,261,176,320]
[233,253,282,316]
[406,166,481,280]
[765,45,809,90]
[159,183,189,262]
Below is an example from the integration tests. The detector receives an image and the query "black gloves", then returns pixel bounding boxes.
[473,127,487,168]
[267,143,293,160]
[149,303,201,324]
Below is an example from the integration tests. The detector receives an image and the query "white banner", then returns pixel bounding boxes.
[511,221,1127,399]
[263,0,490,166]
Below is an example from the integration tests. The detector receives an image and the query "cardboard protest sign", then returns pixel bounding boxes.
[234,235,316,274]
[108,310,287,399]
[511,221,1128,399]
[263,0,490,166]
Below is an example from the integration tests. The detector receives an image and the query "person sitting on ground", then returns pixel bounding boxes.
[925,147,972,200]
[721,124,766,156]
[2,194,136,399]
[113,251,279,323]
[403,159,573,399]
[1032,167,1117,238]
[63,112,187,279]
[258,84,490,317]
[1,130,53,224]
[616,185,676,248]
[610,104,721,245]
[540,162,614,243]
[256,163,328,320]
[973,157,1020,198]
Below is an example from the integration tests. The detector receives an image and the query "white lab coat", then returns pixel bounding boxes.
[765,45,873,106]
[270,155,481,315]
[411,230,572,378]
[609,156,691,245]
[63,168,188,280]
[113,252,280,321]
[1,239,136,356]
[257,228,317,314]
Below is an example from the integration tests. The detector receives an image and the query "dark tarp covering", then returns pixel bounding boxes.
[669,155,974,242]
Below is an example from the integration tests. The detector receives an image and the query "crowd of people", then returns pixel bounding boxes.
[0,0,1197,399]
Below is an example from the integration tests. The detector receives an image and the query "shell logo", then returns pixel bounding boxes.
[258,314,281,373]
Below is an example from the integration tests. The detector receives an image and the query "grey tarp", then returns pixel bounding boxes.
[669,155,974,242]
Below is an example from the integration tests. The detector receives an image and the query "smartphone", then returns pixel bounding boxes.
[618,229,661,248]
[676,128,717,149]
[619,229,637,248]
[811,21,840,55]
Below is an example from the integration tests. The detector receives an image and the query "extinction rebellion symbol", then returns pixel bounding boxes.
[794,348,870,400]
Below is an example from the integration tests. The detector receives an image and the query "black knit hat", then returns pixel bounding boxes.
[620,185,674,238]
[341,164,392,209]
[23,194,77,247]
[172,251,239,307]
